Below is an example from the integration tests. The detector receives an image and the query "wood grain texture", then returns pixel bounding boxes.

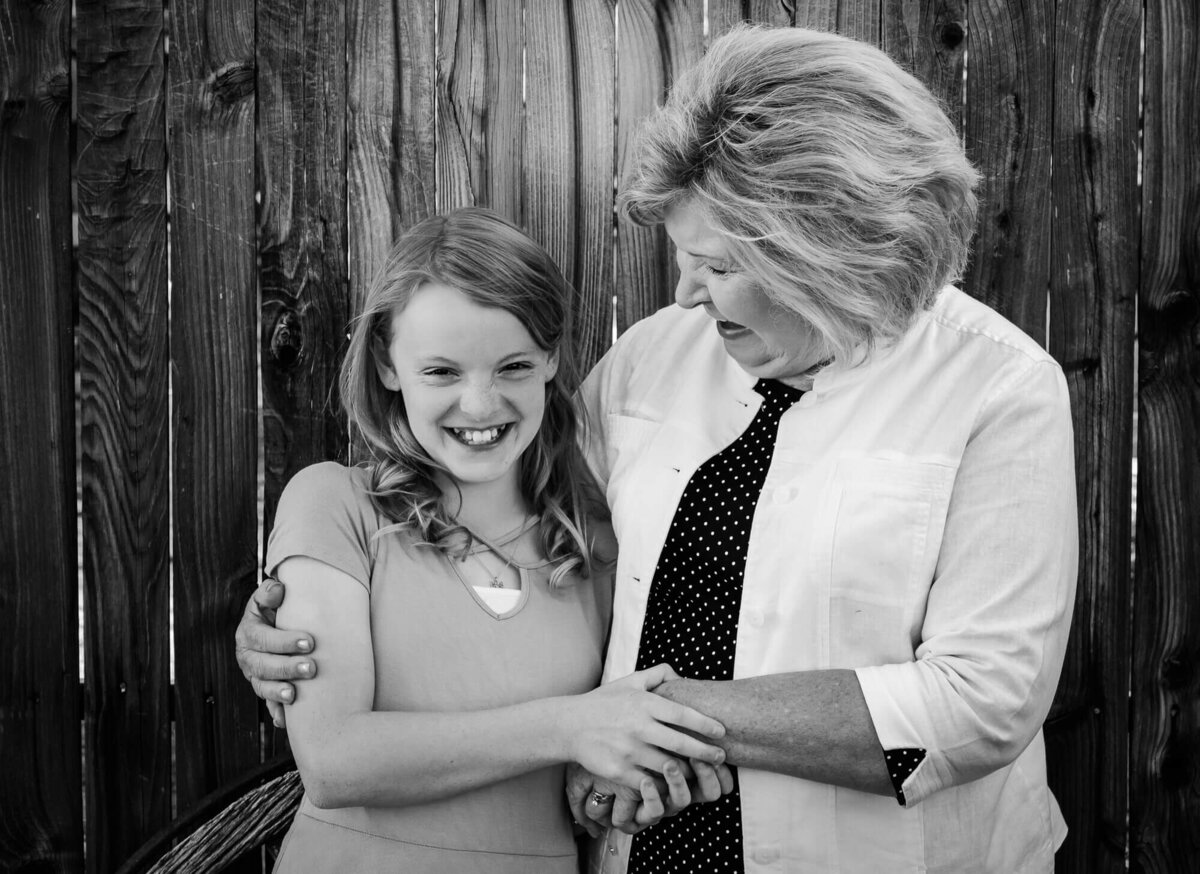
[348,0,399,314]
[394,0,437,234]
[883,0,966,126]
[614,0,703,332]
[0,1,79,871]
[564,0,617,372]
[167,0,262,823]
[437,0,525,217]
[962,0,1053,342]
[256,0,350,550]
[74,1,172,869]
[1046,0,1141,870]
[525,0,579,283]
[1132,1,1200,870]
[789,0,837,32]
[709,0,795,38]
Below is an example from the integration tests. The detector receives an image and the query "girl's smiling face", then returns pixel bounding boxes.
[376,282,558,499]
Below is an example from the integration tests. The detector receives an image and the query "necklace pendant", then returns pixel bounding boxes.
[489,577,505,588]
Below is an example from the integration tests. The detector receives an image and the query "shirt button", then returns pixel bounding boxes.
[745,609,764,628]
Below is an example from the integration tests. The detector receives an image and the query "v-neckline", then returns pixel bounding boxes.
[450,560,531,621]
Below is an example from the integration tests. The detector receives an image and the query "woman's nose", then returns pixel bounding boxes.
[674,270,710,309]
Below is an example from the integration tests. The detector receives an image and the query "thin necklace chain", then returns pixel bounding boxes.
[450,514,551,589]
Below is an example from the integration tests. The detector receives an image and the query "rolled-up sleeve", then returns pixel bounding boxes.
[856,357,1078,807]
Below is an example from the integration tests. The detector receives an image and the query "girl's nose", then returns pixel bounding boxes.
[459,381,501,419]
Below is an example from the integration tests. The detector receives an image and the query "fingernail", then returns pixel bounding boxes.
[273,719,283,728]
[298,661,313,676]
[713,749,725,764]
[664,762,679,777]
[281,688,294,702]
[296,639,312,652]
[267,581,281,593]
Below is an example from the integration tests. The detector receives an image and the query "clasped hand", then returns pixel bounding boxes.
[564,665,734,835]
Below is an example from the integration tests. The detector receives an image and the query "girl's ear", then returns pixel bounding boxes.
[544,348,559,382]
[373,337,402,391]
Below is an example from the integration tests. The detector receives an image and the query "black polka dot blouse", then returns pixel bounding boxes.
[627,380,925,874]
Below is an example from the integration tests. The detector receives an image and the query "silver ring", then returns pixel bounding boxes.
[590,790,615,806]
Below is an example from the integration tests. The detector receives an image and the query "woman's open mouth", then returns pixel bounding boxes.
[715,318,749,338]
[448,424,512,447]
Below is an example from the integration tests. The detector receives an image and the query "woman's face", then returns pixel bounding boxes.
[664,201,830,382]
[376,282,558,498]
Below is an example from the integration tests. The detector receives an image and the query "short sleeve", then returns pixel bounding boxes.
[265,462,380,591]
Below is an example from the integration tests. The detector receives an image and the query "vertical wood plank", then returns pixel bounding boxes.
[75,1,171,869]
[437,0,525,218]
[0,1,80,870]
[1132,0,1200,870]
[168,0,262,822]
[614,0,703,332]
[565,0,617,371]
[883,0,966,127]
[394,0,438,235]
[347,0,435,466]
[347,0,399,309]
[962,0,1054,341]
[524,0,617,373]
[525,0,579,284]
[257,0,350,554]
[1047,0,1141,870]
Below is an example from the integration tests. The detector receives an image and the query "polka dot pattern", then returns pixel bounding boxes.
[629,379,803,874]
[885,748,927,806]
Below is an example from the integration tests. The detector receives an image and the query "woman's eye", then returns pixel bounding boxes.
[422,368,456,378]
[701,264,732,278]
[502,361,535,374]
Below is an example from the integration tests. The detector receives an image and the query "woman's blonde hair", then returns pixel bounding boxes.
[622,25,981,361]
[340,207,608,585]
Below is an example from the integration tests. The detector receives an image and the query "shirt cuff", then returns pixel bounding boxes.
[883,748,927,806]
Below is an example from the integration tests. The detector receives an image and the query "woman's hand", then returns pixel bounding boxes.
[560,664,726,791]
[233,579,318,727]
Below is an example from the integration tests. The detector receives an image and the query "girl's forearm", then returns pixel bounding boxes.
[294,696,573,808]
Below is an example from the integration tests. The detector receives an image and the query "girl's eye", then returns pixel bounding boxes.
[422,368,456,378]
[501,361,535,374]
[701,264,733,278]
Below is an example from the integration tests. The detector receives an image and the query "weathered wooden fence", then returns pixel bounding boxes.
[1,1,1197,872]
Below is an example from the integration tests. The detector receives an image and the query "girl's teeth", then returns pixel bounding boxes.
[454,426,502,445]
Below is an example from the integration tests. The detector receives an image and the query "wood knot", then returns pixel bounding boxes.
[210,60,254,105]
[939,22,965,50]
[270,309,305,368]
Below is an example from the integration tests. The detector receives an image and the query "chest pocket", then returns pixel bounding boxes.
[821,457,954,665]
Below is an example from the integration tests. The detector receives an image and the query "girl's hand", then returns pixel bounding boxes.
[561,664,726,790]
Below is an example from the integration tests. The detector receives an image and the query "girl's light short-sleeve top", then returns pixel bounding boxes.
[267,462,613,874]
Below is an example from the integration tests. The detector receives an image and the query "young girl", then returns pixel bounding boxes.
[268,208,727,872]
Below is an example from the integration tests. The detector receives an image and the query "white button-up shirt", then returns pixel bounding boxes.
[580,287,1076,874]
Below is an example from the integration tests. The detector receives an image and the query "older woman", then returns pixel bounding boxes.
[237,25,1077,874]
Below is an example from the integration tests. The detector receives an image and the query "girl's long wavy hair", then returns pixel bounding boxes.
[341,207,609,585]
